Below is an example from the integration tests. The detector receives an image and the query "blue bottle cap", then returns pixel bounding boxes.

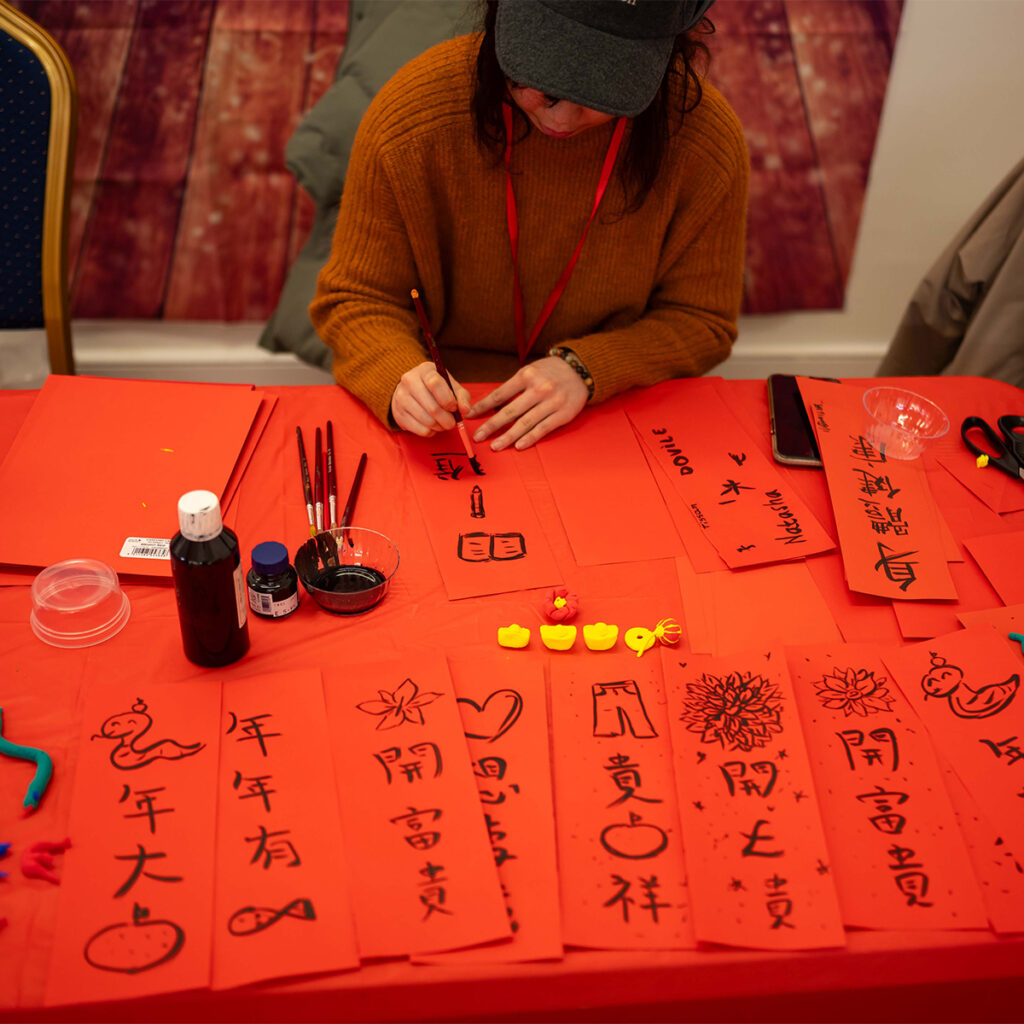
[251,541,290,576]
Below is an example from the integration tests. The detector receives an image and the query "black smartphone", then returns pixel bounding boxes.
[767,374,837,468]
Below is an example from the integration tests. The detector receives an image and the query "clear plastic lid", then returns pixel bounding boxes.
[30,558,131,649]
[177,490,222,541]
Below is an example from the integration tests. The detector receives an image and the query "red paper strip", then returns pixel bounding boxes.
[213,670,359,989]
[964,531,1024,605]
[401,434,561,600]
[45,682,220,1006]
[939,453,1024,515]
[804,552,902,645]
[798,378,956,600]
[323,655,510,957]
[882,626,1024,861]
[549,653,696,950]
[0,376,263,579]
[628,379,835,569]
[663,648,846,950]
[674,558,841,656]
[935,754,1024,933]
[893,559,1001,640]
[785,642,987,930]
[534,403,685,566]
[420,653,562,964]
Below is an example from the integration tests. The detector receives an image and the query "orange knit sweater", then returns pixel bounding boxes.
[310,35,749,427]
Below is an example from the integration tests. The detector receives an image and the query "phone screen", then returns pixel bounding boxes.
[768,374,823,467]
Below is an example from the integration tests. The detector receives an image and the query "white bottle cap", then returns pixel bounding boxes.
[177,490,223,542]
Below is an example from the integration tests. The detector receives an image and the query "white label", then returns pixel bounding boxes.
[248,588,299,618]
[119,537,171,560]
[233,564,247,628]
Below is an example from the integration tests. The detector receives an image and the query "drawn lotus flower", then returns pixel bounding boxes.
[813,666,895,717]
[681,671,783,751]
[357,678,442,730]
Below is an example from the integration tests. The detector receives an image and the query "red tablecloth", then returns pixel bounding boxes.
[1,377,1023,1022]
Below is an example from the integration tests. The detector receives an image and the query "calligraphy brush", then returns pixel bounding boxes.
[338,452,368,549]
[314,426,324,531]
[410,288,484,476]
[295,427,316,537]
[326,420,338,528]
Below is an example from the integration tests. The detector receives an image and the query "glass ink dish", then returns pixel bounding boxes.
[294,527,400,615]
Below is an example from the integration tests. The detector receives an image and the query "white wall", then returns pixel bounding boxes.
[5,0,1023,389]
[721,0,1024,381]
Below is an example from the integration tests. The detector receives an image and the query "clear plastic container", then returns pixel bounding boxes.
[30,558,130,648]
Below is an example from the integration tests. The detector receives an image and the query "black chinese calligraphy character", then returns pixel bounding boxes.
[245,826,301,868]
[873,542,919,591]
[118,786,174,834]
[604,753,662,807]
[225,712,281,756]
[836,728,900,771]
[740,820,783,858]
[112,844,183,897]
[719,760,778,797]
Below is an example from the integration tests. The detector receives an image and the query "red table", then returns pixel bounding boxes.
[1,377,1022,1022]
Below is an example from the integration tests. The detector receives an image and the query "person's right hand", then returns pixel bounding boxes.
[390,361,472,437]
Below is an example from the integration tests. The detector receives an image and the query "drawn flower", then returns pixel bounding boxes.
[356,678,442,730]
[543,588,578,622]
[813,666,895,717]
[681,672,783,751]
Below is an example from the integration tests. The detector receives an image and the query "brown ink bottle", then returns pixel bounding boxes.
[170,489,250,667]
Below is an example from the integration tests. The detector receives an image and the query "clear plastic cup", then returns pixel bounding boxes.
[862,386,950,460]
[30,559,131,648]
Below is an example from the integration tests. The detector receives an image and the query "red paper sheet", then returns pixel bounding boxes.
[663,648,846,950]
[45,682,220,1006]
[420,653,563,964]
[964,531,1024,605]
[804,552,902,645]
[938,452,1024,515]
[958,602,1024,635]
[674,558,841,656]
[785,642,987,930]
[881,626,1024,862]
[213,670,359,989]
[0,376,263,579]
[534,403,685,567]
[798,378,956,601]
[627,379,835,569]
[401,434,561,600]
[549,653,696,950]
[935,754,1024,933]
[322,655,510,957]
[892,559,1002,640]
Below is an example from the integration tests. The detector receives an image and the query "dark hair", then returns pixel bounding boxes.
[471,0,713,211]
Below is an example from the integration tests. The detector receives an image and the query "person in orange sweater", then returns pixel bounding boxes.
[310,0,748,451]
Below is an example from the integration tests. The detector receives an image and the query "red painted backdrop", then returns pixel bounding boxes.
[16,0,902,321]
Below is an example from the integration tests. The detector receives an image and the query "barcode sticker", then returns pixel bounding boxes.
[119,537,171,560]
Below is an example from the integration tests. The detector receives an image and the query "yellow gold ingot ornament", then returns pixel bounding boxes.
[497,624,531,649]
[583,622,618,651]
[540,624,577,651]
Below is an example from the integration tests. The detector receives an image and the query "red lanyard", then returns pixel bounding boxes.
[503,103,627,365]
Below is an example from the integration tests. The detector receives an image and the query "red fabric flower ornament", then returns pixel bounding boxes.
[543,588,578,622]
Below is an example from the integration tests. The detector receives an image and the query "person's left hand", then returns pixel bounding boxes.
[468,356,588,451]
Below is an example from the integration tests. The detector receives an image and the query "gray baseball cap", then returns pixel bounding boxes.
[496,0,716,118]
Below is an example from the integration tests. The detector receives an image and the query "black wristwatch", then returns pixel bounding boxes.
[548,346,595,401]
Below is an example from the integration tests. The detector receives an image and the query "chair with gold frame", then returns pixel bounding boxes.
[0,0,77,375]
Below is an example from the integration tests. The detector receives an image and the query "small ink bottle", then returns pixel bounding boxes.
[246,541,299,619]
[170,490,250,667]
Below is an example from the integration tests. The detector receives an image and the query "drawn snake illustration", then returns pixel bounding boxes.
[91,698,205,770]
[920,654,1019,719]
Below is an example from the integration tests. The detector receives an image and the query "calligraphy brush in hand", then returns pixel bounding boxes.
[410,288,484,476]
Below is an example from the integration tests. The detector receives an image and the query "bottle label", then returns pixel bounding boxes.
[233,564,247,628]
[120,537,171,560]
[247,587,299,618]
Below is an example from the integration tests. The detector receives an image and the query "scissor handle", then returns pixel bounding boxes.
[997,415,1024,465]
[961,416,1019,480]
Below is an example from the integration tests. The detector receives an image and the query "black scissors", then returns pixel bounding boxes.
[960,415,1024,482]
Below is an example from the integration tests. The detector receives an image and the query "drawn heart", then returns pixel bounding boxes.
[457,689,523,742]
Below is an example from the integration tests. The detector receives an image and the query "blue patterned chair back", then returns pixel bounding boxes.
[0,0,77,373]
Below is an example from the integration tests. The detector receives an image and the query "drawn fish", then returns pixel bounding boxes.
[228,897,316,936]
